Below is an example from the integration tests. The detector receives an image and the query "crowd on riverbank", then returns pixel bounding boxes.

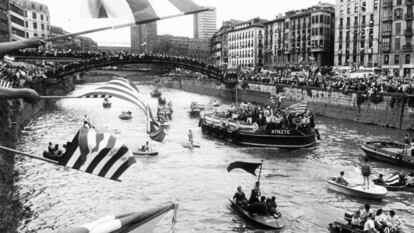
[2,48,414,95]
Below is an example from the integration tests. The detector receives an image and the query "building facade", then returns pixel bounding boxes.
[228,18,267,69]
[380,0,414,77]
[130,22,157,53]
[210,19,243,66]
[9,0,25,40]
[153,34,210,60]
[24,0,50,38]
[0,0,9,42]
[265,2,335,68]
[334,0,381,69]
[193,7,217,39]
[50,25,97,51]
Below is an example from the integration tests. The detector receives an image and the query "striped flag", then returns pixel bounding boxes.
[0,80,12,88]
[60,203,178,233]
[285,101,308,114]
[81,0,210,28]
[59,127,136,181]
[80,77,165,142]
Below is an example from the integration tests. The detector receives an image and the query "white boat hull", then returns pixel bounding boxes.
[327,179,387,201]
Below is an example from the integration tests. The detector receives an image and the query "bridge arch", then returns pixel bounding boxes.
[15,54,238,87]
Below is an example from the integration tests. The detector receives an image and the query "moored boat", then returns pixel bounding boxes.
[189,102,204,116]
[229,200,285,230]
[200,113,317,149]
[360,141,414,168]
[327,178,387,200]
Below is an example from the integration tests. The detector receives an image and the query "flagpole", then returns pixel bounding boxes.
[257,160,263,183]
[0,145,58,164]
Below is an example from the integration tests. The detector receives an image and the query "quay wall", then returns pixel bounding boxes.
[160,78,414,130]
[0,76,75,233]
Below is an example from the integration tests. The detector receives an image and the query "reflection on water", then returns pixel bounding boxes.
[17,83,413,233]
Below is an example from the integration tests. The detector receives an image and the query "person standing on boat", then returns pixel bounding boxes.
[188,129,194,147]
[361,159,372,190]
[83,115,90,128]
[249,181,261,204]
[403,133,410,145]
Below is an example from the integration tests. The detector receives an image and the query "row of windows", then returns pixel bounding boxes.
[383,54,411,65]
[339,0,379,15]
[229,30,259,41]
[339,14,374,26]
[382,37,412,50]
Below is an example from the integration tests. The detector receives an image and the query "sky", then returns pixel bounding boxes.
[34,0,335,46]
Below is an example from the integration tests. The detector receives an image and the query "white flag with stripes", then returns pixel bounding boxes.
[58,127,136,181]
[286,101,308,114]
[81,0,210,28]
[80,77,166,142]
[0,80,12,88]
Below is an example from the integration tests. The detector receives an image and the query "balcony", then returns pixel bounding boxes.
[361,22,366,28]
[346,24,351,29]
[403,44,413,51]
[407,0,414,5]
[339,24,343,29]
[395,15,403,20]
[383,16,393,22]
[338,38,343,43]
[383,1,392,8]
[381,31,391,37]
[406,13,414,20]
[404,29,413,36]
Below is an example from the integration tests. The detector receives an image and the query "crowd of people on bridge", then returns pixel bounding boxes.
[1,48,414,97]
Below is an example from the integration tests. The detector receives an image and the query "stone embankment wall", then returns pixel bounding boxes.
[0,76,75,233]
[161,78,414,130]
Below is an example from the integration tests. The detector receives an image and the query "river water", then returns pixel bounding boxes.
[16,82,413,233]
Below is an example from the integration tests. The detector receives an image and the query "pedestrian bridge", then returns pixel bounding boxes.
[14,54,238,87]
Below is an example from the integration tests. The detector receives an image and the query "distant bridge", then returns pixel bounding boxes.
[14,54,238,87]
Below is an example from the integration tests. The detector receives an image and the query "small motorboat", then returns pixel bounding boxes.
[182,142,200,148]
[151,89,162,98]
[374,173,414,193]
[361,141,414,168]
[103,102,112,108]
[229,200,285,230]
[327,178,387,201]
[133,150,159,156]
[189,102,204,117]
[209,100,220,107]
[119,112,132,120]
[43,151,62,162]
[329,212,405,233]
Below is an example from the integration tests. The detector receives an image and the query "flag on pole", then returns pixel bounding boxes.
[58,127,136,181]
[79,78,166,142]
[81,0,210,28]
[60,203,178,233]
[227,161,262,176]
[285,101,308,114]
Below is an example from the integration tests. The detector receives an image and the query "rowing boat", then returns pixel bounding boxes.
[327,178,387,200]
[182,142,200,148]
[229,200,284,230]
[133,151,159,156]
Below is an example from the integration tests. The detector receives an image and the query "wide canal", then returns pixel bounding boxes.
[16,82,413,233]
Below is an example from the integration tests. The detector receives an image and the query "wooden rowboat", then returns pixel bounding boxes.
[327,178,387,201]
[133,151,159,156]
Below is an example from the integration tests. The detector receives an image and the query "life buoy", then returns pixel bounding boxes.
[252,123,259,131]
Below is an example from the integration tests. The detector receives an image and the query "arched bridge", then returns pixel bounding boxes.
[14,54,238,87]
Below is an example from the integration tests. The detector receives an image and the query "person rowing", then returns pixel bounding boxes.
[141,141,150,152]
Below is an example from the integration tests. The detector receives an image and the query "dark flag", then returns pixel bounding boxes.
[227,161,262,176]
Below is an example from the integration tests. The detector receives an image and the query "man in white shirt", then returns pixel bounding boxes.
[386,210,402,232]
[363,214,378,233]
